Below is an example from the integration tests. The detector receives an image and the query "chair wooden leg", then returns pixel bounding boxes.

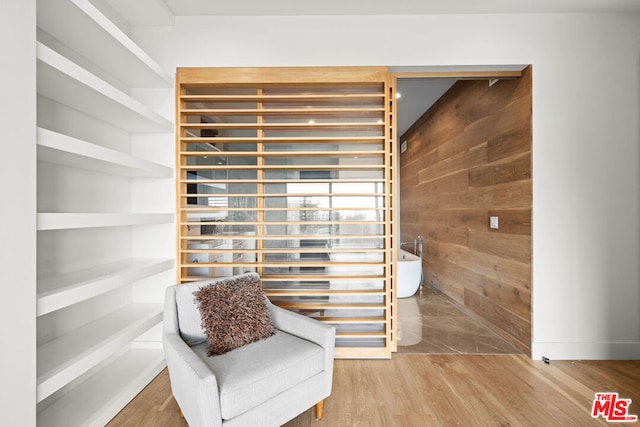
[315,400,324,421]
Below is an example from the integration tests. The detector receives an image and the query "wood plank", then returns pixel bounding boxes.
[417,143,488,184]
[176,66,389,85]
[181,136,386,144]
[468,229,532,263]
[180,150,385,158]
[424,224,469,247]
[394,69,522,79]
[181,122,384,130]
[180,107,385,117]
[317,317,386,323]
[439,180,532,210]
[415,170,468,193]
[487,123,532,162]
[274,302,386,310]
[468,152,531,187]
[430,241,531,292]
[429,208,487,232]
[266,289,385,296]
[337,331,387,339]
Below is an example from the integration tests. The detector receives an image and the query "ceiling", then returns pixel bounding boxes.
[106,0,640,26]
[163,0,640,16]
[396,79,456,137]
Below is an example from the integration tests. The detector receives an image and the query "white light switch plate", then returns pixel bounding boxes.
[490,216,499,229]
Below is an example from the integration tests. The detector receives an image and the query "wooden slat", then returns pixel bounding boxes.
[181,122,384,130]
[261,275,386,281]
[316,316,386,323]
[180,221,384,227]
[181,261,384,268]
[182,248,385,254]
[176,66,388,84]
[180,234,385,240]
[179,178,385,184]
[180,206,385,212]
[180,150,385,158]
[181,164,385,171]
[180,193,384,198]
[274,302,385,310]
[179,275,386,283]
[336,331,387,339]
[266,289,385,296]
[180,107,384,117]
[180,136,385,144]
[180,93,384,102]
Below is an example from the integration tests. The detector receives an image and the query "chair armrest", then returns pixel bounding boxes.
[163,286,221,427]
[163,332,222,427]
[267,301,336,372]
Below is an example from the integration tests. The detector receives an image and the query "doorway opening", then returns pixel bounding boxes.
[394,66,533,355]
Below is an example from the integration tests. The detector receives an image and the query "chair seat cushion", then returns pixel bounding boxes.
[191,329,325,420]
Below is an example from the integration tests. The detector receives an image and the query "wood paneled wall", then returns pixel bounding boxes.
[399,67,532,354]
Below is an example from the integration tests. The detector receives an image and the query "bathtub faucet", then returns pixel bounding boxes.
[400,236,423,259]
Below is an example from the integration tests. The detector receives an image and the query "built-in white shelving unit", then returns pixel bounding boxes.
[37,303,163,402]
[37,128,173,177]
[37,258,173,316]
[36,349,165,427]
[37,0,172,89]
[37,213,174,230]
[35,0,174,424]
[37,43,172,133]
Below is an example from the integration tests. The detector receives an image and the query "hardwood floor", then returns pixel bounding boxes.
[108,290,640,426]
[109,357,640,426]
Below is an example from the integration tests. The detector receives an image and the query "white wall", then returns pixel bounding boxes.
[0,0,37,424]
[134,12,640,360]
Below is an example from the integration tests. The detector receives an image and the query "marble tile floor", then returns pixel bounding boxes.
[396,286,522,354]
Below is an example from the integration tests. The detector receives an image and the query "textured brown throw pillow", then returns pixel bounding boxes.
[193,274,276,356]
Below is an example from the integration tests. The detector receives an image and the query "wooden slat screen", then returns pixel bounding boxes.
[176,67,395,358]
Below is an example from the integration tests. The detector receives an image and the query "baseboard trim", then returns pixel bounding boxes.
[531,341,640,360]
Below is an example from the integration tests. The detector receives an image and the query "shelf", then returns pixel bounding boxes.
[37,303,163,402]
[37,348,165,427]
[37,42,173,133]
[37,0,172,88]
[37,213,174,230]
[37,128,173,177]
[38,258,173,316]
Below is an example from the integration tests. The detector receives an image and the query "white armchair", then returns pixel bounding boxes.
[163,274,336,427]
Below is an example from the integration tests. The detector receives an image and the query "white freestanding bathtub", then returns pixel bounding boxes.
[397,248,422,298]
